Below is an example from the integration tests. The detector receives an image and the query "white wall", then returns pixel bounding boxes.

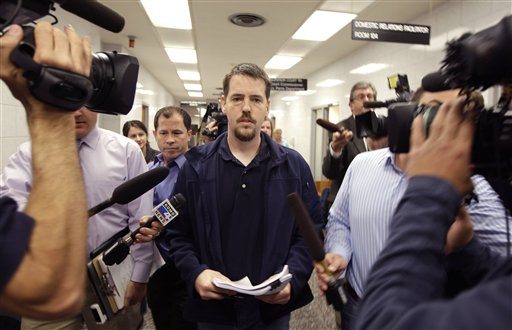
[270,1,512,179]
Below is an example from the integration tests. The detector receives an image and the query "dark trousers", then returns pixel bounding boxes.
[147,262,196,330]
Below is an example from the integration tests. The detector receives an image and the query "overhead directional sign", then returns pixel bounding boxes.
[271,78,307,91]
[352,19,430,45]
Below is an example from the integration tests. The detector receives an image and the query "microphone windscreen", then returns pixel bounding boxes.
[364,101,387,108]
[422,71,451,92]
[57,0,125,33]
[170,193,186,209]
[112,167,169,205]
[287,192,325,261]
[316,119,341,133]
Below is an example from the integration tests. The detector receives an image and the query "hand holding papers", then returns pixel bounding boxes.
[212,265,293,296]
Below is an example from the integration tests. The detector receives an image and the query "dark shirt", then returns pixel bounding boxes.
[218,137,269,283]
[355,176,512,330]
[0,197,34,290]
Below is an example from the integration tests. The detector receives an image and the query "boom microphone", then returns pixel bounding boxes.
[287,192,347,310]
[316,119,344,133]
[102,193,186,266]
[56,0,125,33]
[88,167,170,217]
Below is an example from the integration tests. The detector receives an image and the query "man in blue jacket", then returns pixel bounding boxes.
[355,97,512,329]
[166,63,322,328]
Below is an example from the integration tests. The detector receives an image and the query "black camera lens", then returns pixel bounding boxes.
[87,52,139,115]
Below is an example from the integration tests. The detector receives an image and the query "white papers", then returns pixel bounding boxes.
[212,265,293,296]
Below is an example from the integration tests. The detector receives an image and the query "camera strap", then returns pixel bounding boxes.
[10,38,93,111]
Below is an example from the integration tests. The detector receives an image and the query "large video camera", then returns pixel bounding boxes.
[355,74,412,139]
[358,15,512,178]
[0,0,139,115]
[201,102,227,140]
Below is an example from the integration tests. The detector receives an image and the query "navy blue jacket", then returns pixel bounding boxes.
[167,132,323,324]
[356,176,512,330]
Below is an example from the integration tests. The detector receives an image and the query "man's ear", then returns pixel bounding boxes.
[153,129,157,139]
[220,95,227,113]
[187,129,193,141]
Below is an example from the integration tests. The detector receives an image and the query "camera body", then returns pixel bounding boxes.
[2,0,138,115]
[202,103,227,140]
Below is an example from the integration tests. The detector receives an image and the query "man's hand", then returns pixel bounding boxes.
[256,283,291,305]
[331,128,353,153]
[0,22,91,111]
[445,206,474,254]
[134,215,163,243]
[407,97,476,196]
[315,253,348,293]
[124,281,147,308]
[195,269,236,300]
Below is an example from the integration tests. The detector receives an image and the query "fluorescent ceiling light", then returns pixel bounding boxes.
[136,89,155,95]
[184,83,202,91]
[350,63,389,75]
[295,90,316,96]
[141,0,192,29]
[136,82,144,89]
[293,10,357,41]
[166,48,197,64]
[282,96,299,101]
[188,91,203,97]
[177,70,201,81]
[265,55,302,70]
[316,79,344,88]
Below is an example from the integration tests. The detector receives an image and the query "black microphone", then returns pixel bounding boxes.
[56,0,125,33]
[287,192,347,310]
[316,119,345,133]
[102,193,186,266]
[88,167,169,217]
[364,100,388,108]
[421,71,453,92]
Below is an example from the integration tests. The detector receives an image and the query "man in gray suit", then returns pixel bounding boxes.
[321,82,378,218]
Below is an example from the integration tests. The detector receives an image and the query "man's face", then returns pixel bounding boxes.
[74,107,98,139]
[221,74,269,142]
[153,113,191,163]
[349,87,375,116]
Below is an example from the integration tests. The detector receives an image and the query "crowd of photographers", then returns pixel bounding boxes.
[0,10,511,330]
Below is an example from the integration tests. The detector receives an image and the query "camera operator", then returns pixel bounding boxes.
[0,22,89,319]
[355,97,512,330]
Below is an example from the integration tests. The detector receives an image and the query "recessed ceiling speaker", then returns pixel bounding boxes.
[229,13,266,27]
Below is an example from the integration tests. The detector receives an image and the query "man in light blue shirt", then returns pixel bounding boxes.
[318,88,510,330]
[1,107,155,329]
[146,106,194,330]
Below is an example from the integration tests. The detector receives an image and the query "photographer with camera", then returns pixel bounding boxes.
[318,80,509,330]
[321,82,379,223]
[355,96,512,330]
[0,22,89,320]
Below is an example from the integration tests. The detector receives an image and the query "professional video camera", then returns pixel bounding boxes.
[0,0,139,115]
[387,15,512,179]
[201,102,227,140]
[355,74,412,138]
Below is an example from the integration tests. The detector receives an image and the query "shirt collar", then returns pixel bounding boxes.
[78,126,100,150]
[219,135,270,165]
[155,152,187,169]
[381,148,404,174]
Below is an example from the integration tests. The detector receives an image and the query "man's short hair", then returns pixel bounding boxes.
[153,106,191,131]
[223,63,272,99]
[350,81,377,102]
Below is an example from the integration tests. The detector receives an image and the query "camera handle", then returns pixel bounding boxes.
[10,25,93,111]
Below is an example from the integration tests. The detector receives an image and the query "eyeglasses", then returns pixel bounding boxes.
[354,93,375,101]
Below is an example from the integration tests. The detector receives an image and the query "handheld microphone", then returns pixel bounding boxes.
[287,192,347,310]
[316,119,344,133]
[102,193,186,266]
[88,167,170,218]
[363,100,388,108]
[56,0,125,33]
